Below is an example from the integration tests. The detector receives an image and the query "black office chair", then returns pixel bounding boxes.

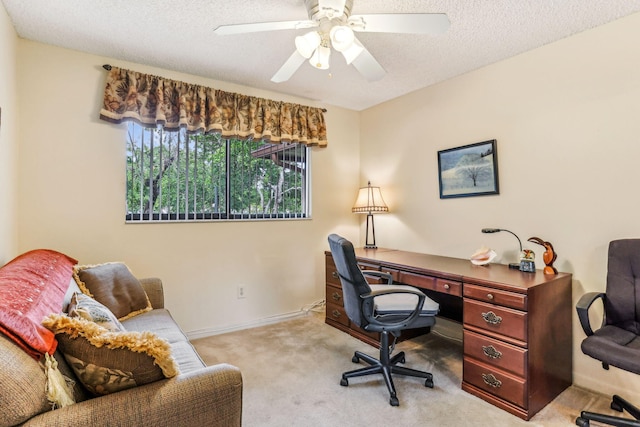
[327,234,439,406]
[575,239,640,427]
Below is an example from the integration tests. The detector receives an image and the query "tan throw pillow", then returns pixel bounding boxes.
[67,292,125,332]
[73,262,152,320]
[42,314,179,396]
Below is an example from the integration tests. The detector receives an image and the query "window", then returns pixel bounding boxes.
[126,123,310,222]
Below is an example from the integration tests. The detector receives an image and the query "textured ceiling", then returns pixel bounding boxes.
[3,0,640,111]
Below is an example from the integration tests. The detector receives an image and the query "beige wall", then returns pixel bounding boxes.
[0,5,18,262]
[360,12,640,402]
[15,40,361,334]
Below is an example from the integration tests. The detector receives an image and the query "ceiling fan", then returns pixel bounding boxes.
[214,0,450,83]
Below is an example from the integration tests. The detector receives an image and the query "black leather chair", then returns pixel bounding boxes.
[575,239,640,427]
[327,234,439,406]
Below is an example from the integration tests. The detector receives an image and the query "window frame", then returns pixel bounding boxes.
[125,123,311,223]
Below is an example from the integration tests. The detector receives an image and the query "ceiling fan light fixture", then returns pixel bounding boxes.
[216,0,451,83]
[309,45,331,69]
[295,31,322,58]
[329,25,355,51]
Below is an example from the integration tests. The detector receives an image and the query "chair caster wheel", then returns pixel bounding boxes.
[575,417,589,427]
[340,378,348,387]
[611,401,623,412]
[390,396,399,406]
[352,355,360,363]
[425,378,434,388]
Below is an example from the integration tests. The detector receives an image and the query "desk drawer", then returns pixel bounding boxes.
[358,262,380,272]
[327,284,344,307]
[464,299,527,344]
[379,267,400,282]
[326,261,340,287]
[326,302,349,327]
[464,330,527,377]
[399,271,435,288]
[359,262,384,283]
[464,283,527,310]
[435,278,462,297]
[399,272,462,297]
[464,357,527,409]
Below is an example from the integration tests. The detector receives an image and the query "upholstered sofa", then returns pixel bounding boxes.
[0,250,242,426]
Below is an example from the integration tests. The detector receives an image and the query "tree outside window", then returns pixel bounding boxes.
[126,122,309,221]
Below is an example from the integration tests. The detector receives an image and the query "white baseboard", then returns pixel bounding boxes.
[187,311,463,341]
[186,310,309,340]
[574,369,640,405]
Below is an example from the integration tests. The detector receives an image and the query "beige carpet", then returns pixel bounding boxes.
[192,311,623,427]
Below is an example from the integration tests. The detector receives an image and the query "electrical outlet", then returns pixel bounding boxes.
[237,285,246,299]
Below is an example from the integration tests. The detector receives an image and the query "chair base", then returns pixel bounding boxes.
[576,395,640,427]
[339,330,434,406]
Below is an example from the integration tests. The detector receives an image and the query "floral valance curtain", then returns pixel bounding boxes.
[99,66,327,147]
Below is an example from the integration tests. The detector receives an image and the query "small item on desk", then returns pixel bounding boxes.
[470,246,497,265]
[527,237,558,275]
[519,249,536,272]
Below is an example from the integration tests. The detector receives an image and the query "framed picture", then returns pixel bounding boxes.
[437,139,499,199]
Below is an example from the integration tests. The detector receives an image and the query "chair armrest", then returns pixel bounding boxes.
[361,287,427,329]
[139,277,164,309]
[362,270,393,285]
[23,364,242,427]
[576,291,606,336]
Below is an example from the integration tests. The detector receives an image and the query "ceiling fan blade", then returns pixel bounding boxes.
[214,20,317,36]
[350,45,385,82]
[349,13,450,34]
[271,51,307,83]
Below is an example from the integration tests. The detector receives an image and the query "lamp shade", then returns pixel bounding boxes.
[352,182,389,213]
[330,25,355,52]
[295,31,321,59]
[309,45,331,69]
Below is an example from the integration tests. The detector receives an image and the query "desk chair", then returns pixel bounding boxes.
[327,234,439,406]
[576,239,640,427]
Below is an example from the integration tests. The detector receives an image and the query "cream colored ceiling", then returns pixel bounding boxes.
[3,0,640,111]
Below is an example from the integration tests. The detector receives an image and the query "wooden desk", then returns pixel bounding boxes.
[324,248,573,421]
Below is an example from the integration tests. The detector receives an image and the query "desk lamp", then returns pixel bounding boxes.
[353,182,388,249]
[481,228,522,269]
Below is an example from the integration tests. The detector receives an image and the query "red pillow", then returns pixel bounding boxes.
[0,249,77,359]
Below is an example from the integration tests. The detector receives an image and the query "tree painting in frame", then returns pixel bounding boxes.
[438,139,499,199]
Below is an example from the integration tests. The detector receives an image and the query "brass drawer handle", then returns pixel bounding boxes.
[487,293,494,300]
[481,311,502,325]
[482,373,502,388]
[332,310,341,319]
[332,271,338,279]
[443,283,450,290]
[332,292,342,302]
[482,345,503,359]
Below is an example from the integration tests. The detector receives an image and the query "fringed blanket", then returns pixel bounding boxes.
[0,249,76,359]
